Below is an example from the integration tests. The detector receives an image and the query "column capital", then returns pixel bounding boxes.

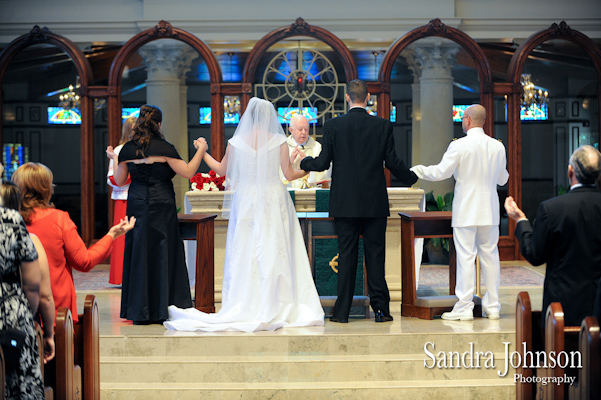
[139,41,199,82]
[403,38,460,81]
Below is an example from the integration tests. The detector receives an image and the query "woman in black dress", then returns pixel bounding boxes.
[107,104,208,324]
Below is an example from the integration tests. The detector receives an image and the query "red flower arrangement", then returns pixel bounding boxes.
[190,170,225,191]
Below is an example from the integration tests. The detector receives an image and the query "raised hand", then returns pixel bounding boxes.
[504,196,526,221]
[108,216,137,239]
[106,145,115,159]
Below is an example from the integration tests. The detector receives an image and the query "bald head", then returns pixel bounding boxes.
[569,145,601,185]
[461,104,486,134]
[465,105,486,126]
[289,114,310,145]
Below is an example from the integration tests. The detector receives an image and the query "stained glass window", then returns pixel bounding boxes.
[198,107,240,125]
[47,107,81,124]
[277,107,318,124]
[122,107,140,120]
[3,143,29,179]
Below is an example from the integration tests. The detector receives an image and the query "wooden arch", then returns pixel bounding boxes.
[107,20,223,157]
[0,25,97,243]
[506,22,601,248]
[379,18,493,132]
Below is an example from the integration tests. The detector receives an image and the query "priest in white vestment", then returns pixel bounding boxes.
[282,114,331,188]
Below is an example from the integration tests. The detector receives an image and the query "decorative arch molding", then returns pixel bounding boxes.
[241,18,357,118]
[107,20,224,157]
[505,21,601,258]
[507,21,601,150]
[379,18,493,133]
[0,25,96,243]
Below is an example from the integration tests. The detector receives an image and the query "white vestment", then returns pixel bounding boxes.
[283,135,331,189]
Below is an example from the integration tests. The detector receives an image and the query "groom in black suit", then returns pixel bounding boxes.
[298,79,418,323]
[505,145,601,327]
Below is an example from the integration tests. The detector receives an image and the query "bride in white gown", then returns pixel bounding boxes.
[164,98,325,332]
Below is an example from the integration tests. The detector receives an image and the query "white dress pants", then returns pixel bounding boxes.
[452,225,501,314]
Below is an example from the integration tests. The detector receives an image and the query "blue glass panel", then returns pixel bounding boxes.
[47,107,81,125]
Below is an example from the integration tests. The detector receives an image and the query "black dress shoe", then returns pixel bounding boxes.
[329,316,349,323]
[132,320,151,325]
[375,310,393,323]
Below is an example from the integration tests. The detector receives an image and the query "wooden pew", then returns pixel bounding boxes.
[538,302,580,400]
[516,291,543,400]
[45,307,82,400]
[35,322,54,399]
[74,295,100,400]
[568,316,600,400]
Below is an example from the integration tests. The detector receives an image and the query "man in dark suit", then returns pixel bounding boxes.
[297,79,418,323]
[504,144,601,326]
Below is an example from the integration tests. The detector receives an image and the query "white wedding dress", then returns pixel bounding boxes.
[165,99,324,332]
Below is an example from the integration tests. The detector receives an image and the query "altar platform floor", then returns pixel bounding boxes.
[77,260,544,399]
[75,260,545,338]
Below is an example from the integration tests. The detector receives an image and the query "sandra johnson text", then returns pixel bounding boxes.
[423,342,581,378]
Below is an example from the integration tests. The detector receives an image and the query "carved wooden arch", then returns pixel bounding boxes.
[379,18,493,133]
[107,20,224,156]
[241,17,358,116]
[0,25,96,243]
[505,22,601,258]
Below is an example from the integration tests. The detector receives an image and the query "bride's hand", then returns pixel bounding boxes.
[194,138,208,152]
[290,146,306,165]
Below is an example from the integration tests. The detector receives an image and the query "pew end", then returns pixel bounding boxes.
[516,291,543,400]
[538,302,580,400]
[75,294,100,400]
[45,307,83,400]
[568,316,600,400]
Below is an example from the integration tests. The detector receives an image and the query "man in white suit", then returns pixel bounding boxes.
[411,104,509,321]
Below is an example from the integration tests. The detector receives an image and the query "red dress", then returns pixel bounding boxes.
[27,208,113,323]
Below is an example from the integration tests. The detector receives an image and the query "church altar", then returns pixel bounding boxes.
[185,187,425,302]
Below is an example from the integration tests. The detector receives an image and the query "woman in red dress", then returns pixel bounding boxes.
[12,162,135,323]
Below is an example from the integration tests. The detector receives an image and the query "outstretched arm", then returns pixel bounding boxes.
[411,142,459,182]
[203,146,229,176]
[166,138,208,179]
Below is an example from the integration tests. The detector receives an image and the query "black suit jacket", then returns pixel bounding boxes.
[300,108,417,218]
[514,186,601,326]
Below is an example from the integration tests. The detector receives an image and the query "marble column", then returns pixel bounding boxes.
[139,41,198,210]
[404,39,459,197]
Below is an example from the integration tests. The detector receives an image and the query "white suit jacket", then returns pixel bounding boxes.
[283,135,331,188]
[411,127,509,227]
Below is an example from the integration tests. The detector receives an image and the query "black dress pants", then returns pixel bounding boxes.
[333,217,389,319]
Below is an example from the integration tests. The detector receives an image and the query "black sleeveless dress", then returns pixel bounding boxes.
[118,138,193,322]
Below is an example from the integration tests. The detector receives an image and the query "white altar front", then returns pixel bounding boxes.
[184,188,424,302]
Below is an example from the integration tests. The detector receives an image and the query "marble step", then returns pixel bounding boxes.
[100,379,515,400]
[101,353,516,383]
[100,331,516,358]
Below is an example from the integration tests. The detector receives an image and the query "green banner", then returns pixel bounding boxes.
[314,238,365,296]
